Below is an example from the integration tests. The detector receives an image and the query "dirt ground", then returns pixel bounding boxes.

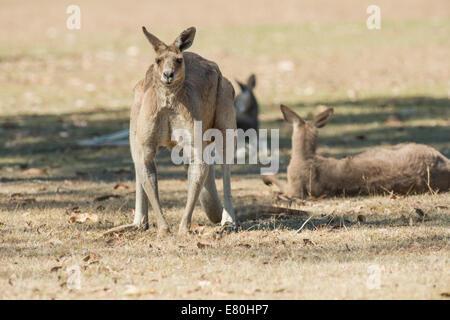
[0,0,449,299]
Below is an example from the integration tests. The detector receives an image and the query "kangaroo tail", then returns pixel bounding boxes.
[262,175,287,194]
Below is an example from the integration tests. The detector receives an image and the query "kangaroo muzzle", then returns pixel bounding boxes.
[162,69,175,84]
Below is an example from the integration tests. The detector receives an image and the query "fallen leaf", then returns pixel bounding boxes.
[69,213,99,224]
[50,266,62,273]
[197,242,212,249]
[82,253,101,262]
[303,239,315,246]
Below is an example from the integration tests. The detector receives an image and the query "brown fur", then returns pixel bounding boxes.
[129,26,237,235]
[263,105,450,198]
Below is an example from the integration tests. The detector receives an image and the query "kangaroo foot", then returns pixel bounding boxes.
[157,225,171,237]
[177,224,192,236]
[220,221,238,234]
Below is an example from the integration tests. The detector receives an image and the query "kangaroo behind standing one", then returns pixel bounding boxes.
[234,74,259,132]
[120,26,237,235]
[263,104,450,198]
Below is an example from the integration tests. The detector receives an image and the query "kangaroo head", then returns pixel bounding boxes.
[280,104,334,159]
[235,74,256,113]
[142,26,196,87]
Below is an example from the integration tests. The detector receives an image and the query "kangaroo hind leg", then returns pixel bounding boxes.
[199,165,223,223]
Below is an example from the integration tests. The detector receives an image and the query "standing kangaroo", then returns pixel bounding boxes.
[234,74,259,131]
[263,104,450,198]
[120,26,237,235]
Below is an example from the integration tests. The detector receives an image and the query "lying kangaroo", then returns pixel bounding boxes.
[234,74,259,131]
[119,26,237,235]
[263,104,450,198]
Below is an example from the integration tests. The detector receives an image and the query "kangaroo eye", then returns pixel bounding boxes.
[155,58,162,64]
[176,58,183,64]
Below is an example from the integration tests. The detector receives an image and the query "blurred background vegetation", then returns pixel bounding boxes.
[0,0,449,181]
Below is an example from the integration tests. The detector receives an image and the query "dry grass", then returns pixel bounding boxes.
[1,179,449,299]
[0,0,449,299]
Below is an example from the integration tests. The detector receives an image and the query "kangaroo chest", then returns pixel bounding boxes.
[145,90,195,150]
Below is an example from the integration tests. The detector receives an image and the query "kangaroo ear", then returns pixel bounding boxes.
[247,74,256,90]
[142,26,166,52]
[236,80,247,92]
[174,27,196,52]
[313,108,334,128]
[280,105,304,125]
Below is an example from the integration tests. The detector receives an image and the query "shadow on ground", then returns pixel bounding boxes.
[1,96,449,183]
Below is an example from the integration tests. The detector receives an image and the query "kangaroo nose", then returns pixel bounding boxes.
[163,71,174,79]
